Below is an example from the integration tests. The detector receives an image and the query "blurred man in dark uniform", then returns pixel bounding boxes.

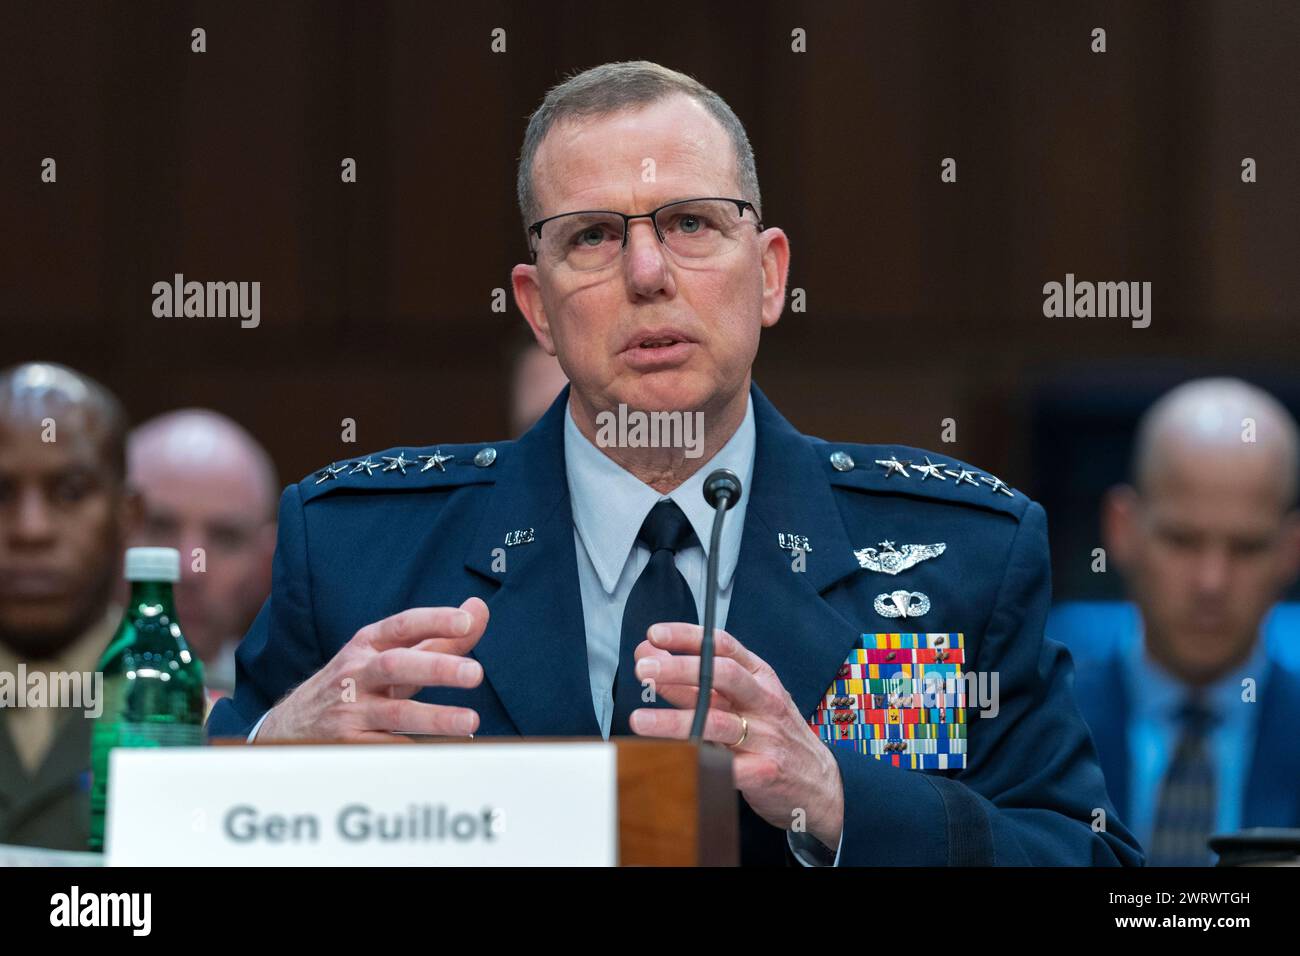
[208,61,1142,866]
[0,362,138,850]
[1069,378,1300,865]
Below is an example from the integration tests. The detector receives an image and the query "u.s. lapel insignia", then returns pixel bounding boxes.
[504,528,535,547]
[777,532,812,553]
[854,540,945,574]
[874,589,930,618]
[807,632,967,770]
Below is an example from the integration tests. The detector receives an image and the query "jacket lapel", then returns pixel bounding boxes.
[725,386,867,719]
[463,387,600,737]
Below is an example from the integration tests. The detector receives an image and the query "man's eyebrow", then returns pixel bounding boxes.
[550,194,721,214]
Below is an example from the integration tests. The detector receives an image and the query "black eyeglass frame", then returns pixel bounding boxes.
[527,197,764,263]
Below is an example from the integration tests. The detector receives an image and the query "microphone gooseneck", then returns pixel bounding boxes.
[690,468,743,742]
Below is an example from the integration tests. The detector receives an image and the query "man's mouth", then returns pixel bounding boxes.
[624,328,694,351]
[619,329,697,370]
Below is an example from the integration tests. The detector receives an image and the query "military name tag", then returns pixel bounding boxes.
[807,632,967,770]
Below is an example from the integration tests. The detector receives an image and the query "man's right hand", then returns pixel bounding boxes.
[257,597,489,742]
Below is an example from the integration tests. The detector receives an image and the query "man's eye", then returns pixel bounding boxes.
[667,214,712,235]
[572,226,613,247]
[54,476,93,503]
[1232,539,1269,557]
[210,527,250,551]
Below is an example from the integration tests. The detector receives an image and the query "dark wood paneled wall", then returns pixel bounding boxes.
[3,1,1296,538]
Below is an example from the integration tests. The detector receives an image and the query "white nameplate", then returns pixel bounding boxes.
[105,743,617,866]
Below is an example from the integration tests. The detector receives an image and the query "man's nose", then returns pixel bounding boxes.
[10,487,56,545]
[622,219,673,297]
[1191,545,1232,596]
[179,530,207,576]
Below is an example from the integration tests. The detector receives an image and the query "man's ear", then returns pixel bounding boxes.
[758,227,790,330]
[511,262,555,354]
[1102,483,1140,570]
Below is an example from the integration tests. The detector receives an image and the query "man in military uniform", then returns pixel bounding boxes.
[0,363,137,850]
[208,61,1143,867]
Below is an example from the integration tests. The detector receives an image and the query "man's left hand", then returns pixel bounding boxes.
[630,622,844,850]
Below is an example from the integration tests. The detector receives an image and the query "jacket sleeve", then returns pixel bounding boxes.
[205,483,323,739]
[834,501,1145,866]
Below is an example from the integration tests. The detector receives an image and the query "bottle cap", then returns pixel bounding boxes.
[124,547,181,583]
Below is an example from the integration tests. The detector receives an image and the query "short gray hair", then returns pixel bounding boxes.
[516,61,762,237]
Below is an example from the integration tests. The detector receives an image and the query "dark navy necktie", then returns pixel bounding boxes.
[610,499,699,736]
[1148,693,1219,866]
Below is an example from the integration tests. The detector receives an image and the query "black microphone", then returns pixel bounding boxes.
[690,468,743,741]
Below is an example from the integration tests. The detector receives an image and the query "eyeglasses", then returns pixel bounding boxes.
[528,197,763,272]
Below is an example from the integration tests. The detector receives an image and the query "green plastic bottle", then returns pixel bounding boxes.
[89,547,205,852]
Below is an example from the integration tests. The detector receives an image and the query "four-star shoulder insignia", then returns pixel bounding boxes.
[419,450,454,473]
[874,456,911,478]
[980,473,1014,497]
[829,448,1019,501]
[910,456,947,480]
[303,444,500,501]
[381,452,415,474]
[314,462,348,484]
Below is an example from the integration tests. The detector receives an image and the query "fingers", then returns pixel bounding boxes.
[366,599,490,653]
[628,705,749,748]
[645,622,764,673]
[643,683,732,713]
[635,652,767,711]
[361,647,484,693]
[365,698,480,736]
[632,638,673,662]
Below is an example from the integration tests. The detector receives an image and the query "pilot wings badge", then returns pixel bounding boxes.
[853,540,946,575]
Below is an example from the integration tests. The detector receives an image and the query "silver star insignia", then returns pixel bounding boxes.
[349,457,380,476]
[874,456,912,478]
[980,474,1014,497]
[314,462,348,485]
[382,452,415,475]
[944,467,979,487]
[419,450,454,473]
[911,456,947,480]
[854,540,946,574]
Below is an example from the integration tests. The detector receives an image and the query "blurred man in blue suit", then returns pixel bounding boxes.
[1068,378,1300,865]
[208,60,1142,866]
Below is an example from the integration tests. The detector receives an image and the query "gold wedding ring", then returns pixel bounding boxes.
[730,715,749,748]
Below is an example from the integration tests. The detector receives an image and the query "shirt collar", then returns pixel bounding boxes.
[1125,617,1270,722]
[564,395,756,596]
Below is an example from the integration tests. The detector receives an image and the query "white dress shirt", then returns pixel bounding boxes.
[565,397,840,866]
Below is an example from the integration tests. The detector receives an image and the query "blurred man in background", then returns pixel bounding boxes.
[0,362,138,850]
[509,339,568,436]
[126,410,277,695]
[1070,377,1300,865]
